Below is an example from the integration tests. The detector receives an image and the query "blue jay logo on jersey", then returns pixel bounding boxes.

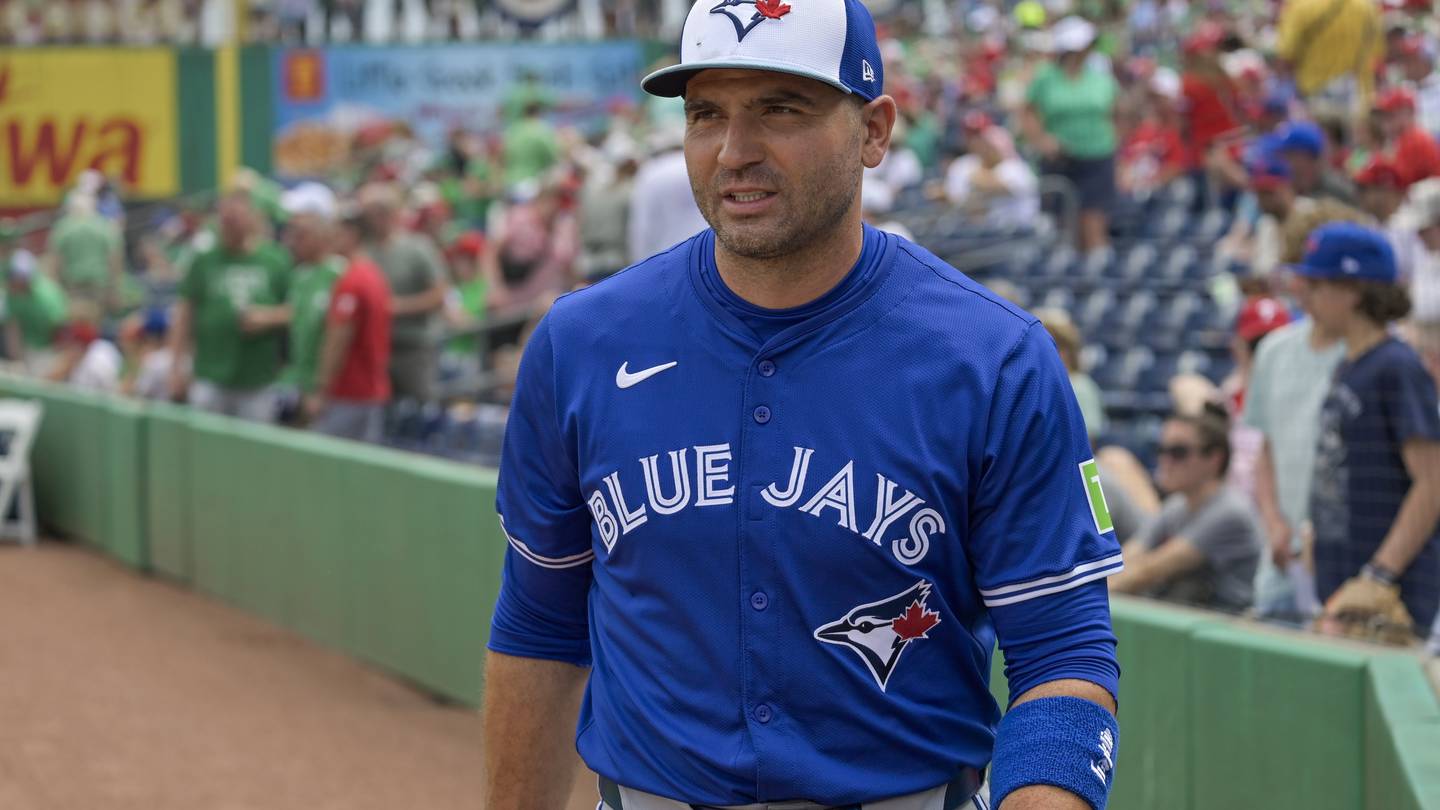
[710,0,792,42]
[814,580,941,691]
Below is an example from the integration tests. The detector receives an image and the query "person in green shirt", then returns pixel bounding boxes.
[168,188,292,422]
[239,183,347,398]
[1021,16,1119,256]
[502,102,561,188]
[443,231,489,373]
[2,249,68,373]
[44,193,123,311]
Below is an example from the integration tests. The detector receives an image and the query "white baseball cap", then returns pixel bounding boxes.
[643,0,885,101]
[1395,178,1440,232]
[281,182,338,220]
[1050,16,1097,53]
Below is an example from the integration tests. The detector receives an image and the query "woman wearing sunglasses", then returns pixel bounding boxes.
[1108,406,1263,612]
[1299,222,1440,642]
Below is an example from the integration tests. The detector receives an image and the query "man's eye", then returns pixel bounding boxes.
[768,106,799,115]
[688,110,719,122]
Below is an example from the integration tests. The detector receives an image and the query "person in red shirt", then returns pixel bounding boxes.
[1180,22,1242,172]
[1119,68,1188,199]
[307,208,394,443]
[1377,87,1440,187]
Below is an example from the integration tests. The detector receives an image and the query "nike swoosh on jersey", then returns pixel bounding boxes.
[616,361,679,389]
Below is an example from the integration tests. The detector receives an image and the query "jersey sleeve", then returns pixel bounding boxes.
[967,322,1124,609]
[487,314,595,666]
[1382,350,1440,445]
[326,272,361,326]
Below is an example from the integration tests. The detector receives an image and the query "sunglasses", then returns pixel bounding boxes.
[1157,444,1204,461]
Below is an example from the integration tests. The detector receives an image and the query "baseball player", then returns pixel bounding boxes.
[483,2,1123,808]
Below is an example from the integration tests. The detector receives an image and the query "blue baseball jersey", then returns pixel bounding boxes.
[489,225,1123,805]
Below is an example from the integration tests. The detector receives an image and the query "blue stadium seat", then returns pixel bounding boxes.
[1078,289,1117,333]
[1157,244,1198,284]
[1116,290,1158,334]
[1115,244,1158,281]
[1041,245,1079,279]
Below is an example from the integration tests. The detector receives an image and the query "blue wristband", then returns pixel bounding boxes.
[989,695,1119,810]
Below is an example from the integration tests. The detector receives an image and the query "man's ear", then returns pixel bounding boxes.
[860,96,899,170]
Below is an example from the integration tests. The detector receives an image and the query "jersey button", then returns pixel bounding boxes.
[750,591,769,611]
[753,703,773,724]
[758,359,777,377]
[753,405,771,424]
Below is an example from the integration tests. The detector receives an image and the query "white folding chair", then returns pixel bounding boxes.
[0,399,43,546]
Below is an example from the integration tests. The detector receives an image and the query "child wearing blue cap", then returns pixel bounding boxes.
[1294,222,1440,643]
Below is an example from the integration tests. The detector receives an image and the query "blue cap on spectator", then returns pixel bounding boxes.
[1278,121,1325,157]
[1248,152,1292,190]
[1261,91,1290,116]
[1290,222,1398,283]
[142,308,169,337]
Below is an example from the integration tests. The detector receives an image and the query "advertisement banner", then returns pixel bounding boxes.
[0,49,178,206]
[271,42,644,179]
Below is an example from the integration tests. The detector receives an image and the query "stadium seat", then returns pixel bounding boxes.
[1078,289,1117,333]
[1117,290,1158,334]
[0,399,43,546]
[1116,244,1158,281]
[1157,244,1198,284]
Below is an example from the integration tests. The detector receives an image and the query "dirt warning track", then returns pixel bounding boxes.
[0,543,599,810]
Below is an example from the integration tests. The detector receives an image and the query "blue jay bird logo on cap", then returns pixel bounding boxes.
[710,0,792,42]
[814,580,941,691]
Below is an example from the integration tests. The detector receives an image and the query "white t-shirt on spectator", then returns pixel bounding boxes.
[69,340,122,393]
[1410,246,1440,324]
[944,155,1040,228]
[628,149,708,264]
[132,348,182,401]
[1412,74,1440,141]
[866,148,923,193]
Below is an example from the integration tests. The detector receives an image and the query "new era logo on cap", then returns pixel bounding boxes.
[643,0,885,100]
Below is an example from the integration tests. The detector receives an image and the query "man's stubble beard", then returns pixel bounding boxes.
[694,152,864,265]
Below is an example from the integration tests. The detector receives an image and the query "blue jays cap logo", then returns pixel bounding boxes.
[710,0,792,42]
[814,580,941,691]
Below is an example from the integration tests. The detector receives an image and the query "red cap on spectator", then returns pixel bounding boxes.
[1375,87,1417,113]
[452,231,486,258]
[1183,22,1225,56]
[1354,158,1404,188]
[1235,297,1292,342]
[962,111,993,132]
[58,321,99,346]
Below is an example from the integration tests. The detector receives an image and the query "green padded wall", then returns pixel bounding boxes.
[145,404,194,581]
[102,398,149,569]
[0,376,146,566]
[1190,626,1369,809]
[1366,655,1440,810]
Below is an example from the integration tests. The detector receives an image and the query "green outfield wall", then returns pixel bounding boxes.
[4,374,1437,809]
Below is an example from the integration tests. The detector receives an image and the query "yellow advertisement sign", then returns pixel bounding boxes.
[0,49,178,206]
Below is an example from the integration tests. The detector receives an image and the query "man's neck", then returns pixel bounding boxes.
[1183,479,1223,511]
[714,219,865,310]
[1342,319,1387,360]
[1308,319,1343,349]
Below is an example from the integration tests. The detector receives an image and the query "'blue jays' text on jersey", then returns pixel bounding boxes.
[489,225,1123,806]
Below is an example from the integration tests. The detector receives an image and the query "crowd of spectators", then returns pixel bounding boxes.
[0,0,688,45]
[3,0,1440,654]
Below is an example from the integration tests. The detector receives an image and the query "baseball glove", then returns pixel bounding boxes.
[1316,576,1416,646]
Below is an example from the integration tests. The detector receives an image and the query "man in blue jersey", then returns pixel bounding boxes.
[482,2,1124,809]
